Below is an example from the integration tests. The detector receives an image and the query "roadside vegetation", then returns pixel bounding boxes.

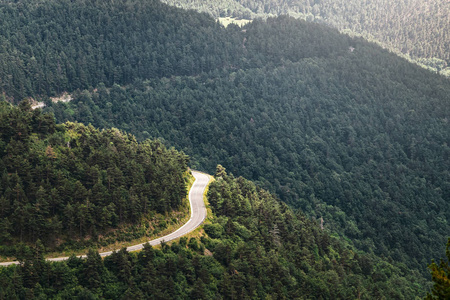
[0,168,426,299]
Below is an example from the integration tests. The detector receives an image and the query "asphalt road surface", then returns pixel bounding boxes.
[0,170,209,266]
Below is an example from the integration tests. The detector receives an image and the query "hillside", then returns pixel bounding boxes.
[0,0,449,289]
[0,0,232,100]
[0,101,189,257]
[0,171,425,299]
[49,15,450,279]
[161,0,450,75]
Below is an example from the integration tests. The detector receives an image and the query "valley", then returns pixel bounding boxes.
[0,0,449,298]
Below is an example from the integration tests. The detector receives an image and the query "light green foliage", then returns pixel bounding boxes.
[426,238,450,299]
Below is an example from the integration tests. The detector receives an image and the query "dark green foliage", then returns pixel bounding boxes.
[1,0,441,282]
[0,0,448,294]
[0,173,426,299]
[50,13,450,279]
[0,101,188,254]
[0,0,236,100]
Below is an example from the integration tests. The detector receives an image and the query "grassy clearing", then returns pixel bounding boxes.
[218,17,251,27]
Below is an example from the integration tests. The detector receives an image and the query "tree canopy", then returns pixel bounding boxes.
[0,100,189,256]
[0,170,426,299]
[49,14,450,280]
[0,0,449,293]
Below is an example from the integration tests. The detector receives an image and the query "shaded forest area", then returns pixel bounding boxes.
[0,101,189,256]
[162,0,450,75]
[0,172,426,299]
[0,0,449,288]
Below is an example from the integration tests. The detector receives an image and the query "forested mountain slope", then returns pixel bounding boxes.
[50,17,450,279]
[162,0,450,75]
[0,0,449,285]
[0,101,189,256]
[0,171,425,299]
[0,0,237,100]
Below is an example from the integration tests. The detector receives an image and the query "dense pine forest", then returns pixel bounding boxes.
[41,5,449,279]
[0,0,235,100]
[162,0,450,75]
[0,101,189,256]
[0,0,449,297]
[0,171,427,299]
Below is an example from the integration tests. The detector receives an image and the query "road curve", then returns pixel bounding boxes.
[0,170,209,266]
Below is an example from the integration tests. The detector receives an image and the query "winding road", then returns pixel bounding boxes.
[0,170,210,266]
